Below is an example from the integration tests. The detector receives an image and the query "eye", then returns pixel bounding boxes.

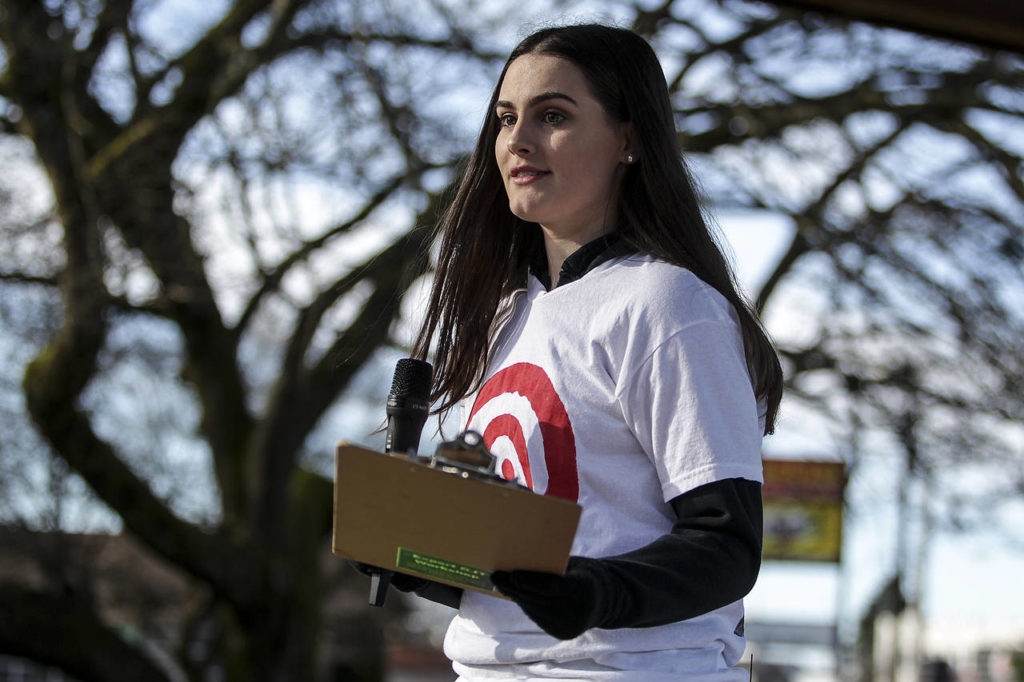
[497,112,517,127]
[542,110,566,125]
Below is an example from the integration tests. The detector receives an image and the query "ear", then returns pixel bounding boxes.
[619,121,635,164]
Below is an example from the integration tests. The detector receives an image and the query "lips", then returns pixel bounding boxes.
[510,166,549,185]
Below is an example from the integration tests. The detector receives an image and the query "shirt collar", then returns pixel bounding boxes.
[529,233,636,290]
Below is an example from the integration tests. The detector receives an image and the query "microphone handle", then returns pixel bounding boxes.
[369,359,431,607]
[368,568,392,607]
[369,411,422,605]
[385,404,428,456]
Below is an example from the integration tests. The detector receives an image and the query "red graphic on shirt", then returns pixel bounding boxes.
[468,362,579,502]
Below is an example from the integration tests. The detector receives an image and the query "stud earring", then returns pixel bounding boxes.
[626,154,635,164]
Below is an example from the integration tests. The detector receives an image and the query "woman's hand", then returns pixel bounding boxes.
[491,557,608,640]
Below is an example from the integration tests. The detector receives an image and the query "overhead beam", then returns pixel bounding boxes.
[776,0,1024,54]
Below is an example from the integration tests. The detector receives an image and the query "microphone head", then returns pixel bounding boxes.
[388,358,433,407]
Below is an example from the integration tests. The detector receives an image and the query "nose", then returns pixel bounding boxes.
[505,121,533,157]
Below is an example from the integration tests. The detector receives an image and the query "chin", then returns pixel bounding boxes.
[509,205,544,224]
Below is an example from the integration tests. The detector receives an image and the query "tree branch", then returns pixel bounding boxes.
[88,0,300,179]
[249,223,432,542]
[949,117,1024,206]
[235,171,415,336]
[679,53,990,154]
[22,341,267,609]
[755,115,911,309]
[0,271,59,287]
[0,584,173,682]
[665,12,786,94]
[289,27,506,60]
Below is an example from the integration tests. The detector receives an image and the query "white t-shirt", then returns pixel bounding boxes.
[444,254,764,681]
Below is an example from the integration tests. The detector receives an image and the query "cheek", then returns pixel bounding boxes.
[560,145,616,192]
[494,140,511,190]
[494,136,504,168]
[556,133,613,173]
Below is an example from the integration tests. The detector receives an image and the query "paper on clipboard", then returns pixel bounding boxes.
[332,442,581,596]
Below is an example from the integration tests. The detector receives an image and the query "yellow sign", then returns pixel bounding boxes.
[762,459,845,563]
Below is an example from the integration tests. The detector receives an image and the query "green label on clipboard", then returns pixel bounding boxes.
[395,548,494,591]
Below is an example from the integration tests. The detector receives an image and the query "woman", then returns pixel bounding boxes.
[411,23,783,681]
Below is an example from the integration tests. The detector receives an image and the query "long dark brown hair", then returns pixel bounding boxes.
[413,24,783,434]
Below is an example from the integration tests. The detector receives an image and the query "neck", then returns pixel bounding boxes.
[541,225,612,288]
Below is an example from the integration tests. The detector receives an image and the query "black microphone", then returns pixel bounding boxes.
[368,358,433,607]
[385,358,433,457]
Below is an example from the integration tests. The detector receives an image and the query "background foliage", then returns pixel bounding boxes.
[0,0,1021,680]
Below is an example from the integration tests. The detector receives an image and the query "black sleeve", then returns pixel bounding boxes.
[410,580,463,609]
[490,477,762,639]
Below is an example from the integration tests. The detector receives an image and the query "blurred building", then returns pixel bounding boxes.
[0,528,456,682]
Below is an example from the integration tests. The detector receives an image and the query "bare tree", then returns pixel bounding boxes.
[637,2,1023,676]
[661,0,1023,541]
[0,0,1021,680]
[0,0,510,679]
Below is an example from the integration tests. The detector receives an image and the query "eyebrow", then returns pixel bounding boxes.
[495,91,578,111]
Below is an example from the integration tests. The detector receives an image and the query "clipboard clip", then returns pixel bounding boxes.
[429,431,523,488]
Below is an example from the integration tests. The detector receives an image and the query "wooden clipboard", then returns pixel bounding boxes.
[332,442,581,596]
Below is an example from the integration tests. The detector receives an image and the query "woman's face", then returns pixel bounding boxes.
[494,53,631,245]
